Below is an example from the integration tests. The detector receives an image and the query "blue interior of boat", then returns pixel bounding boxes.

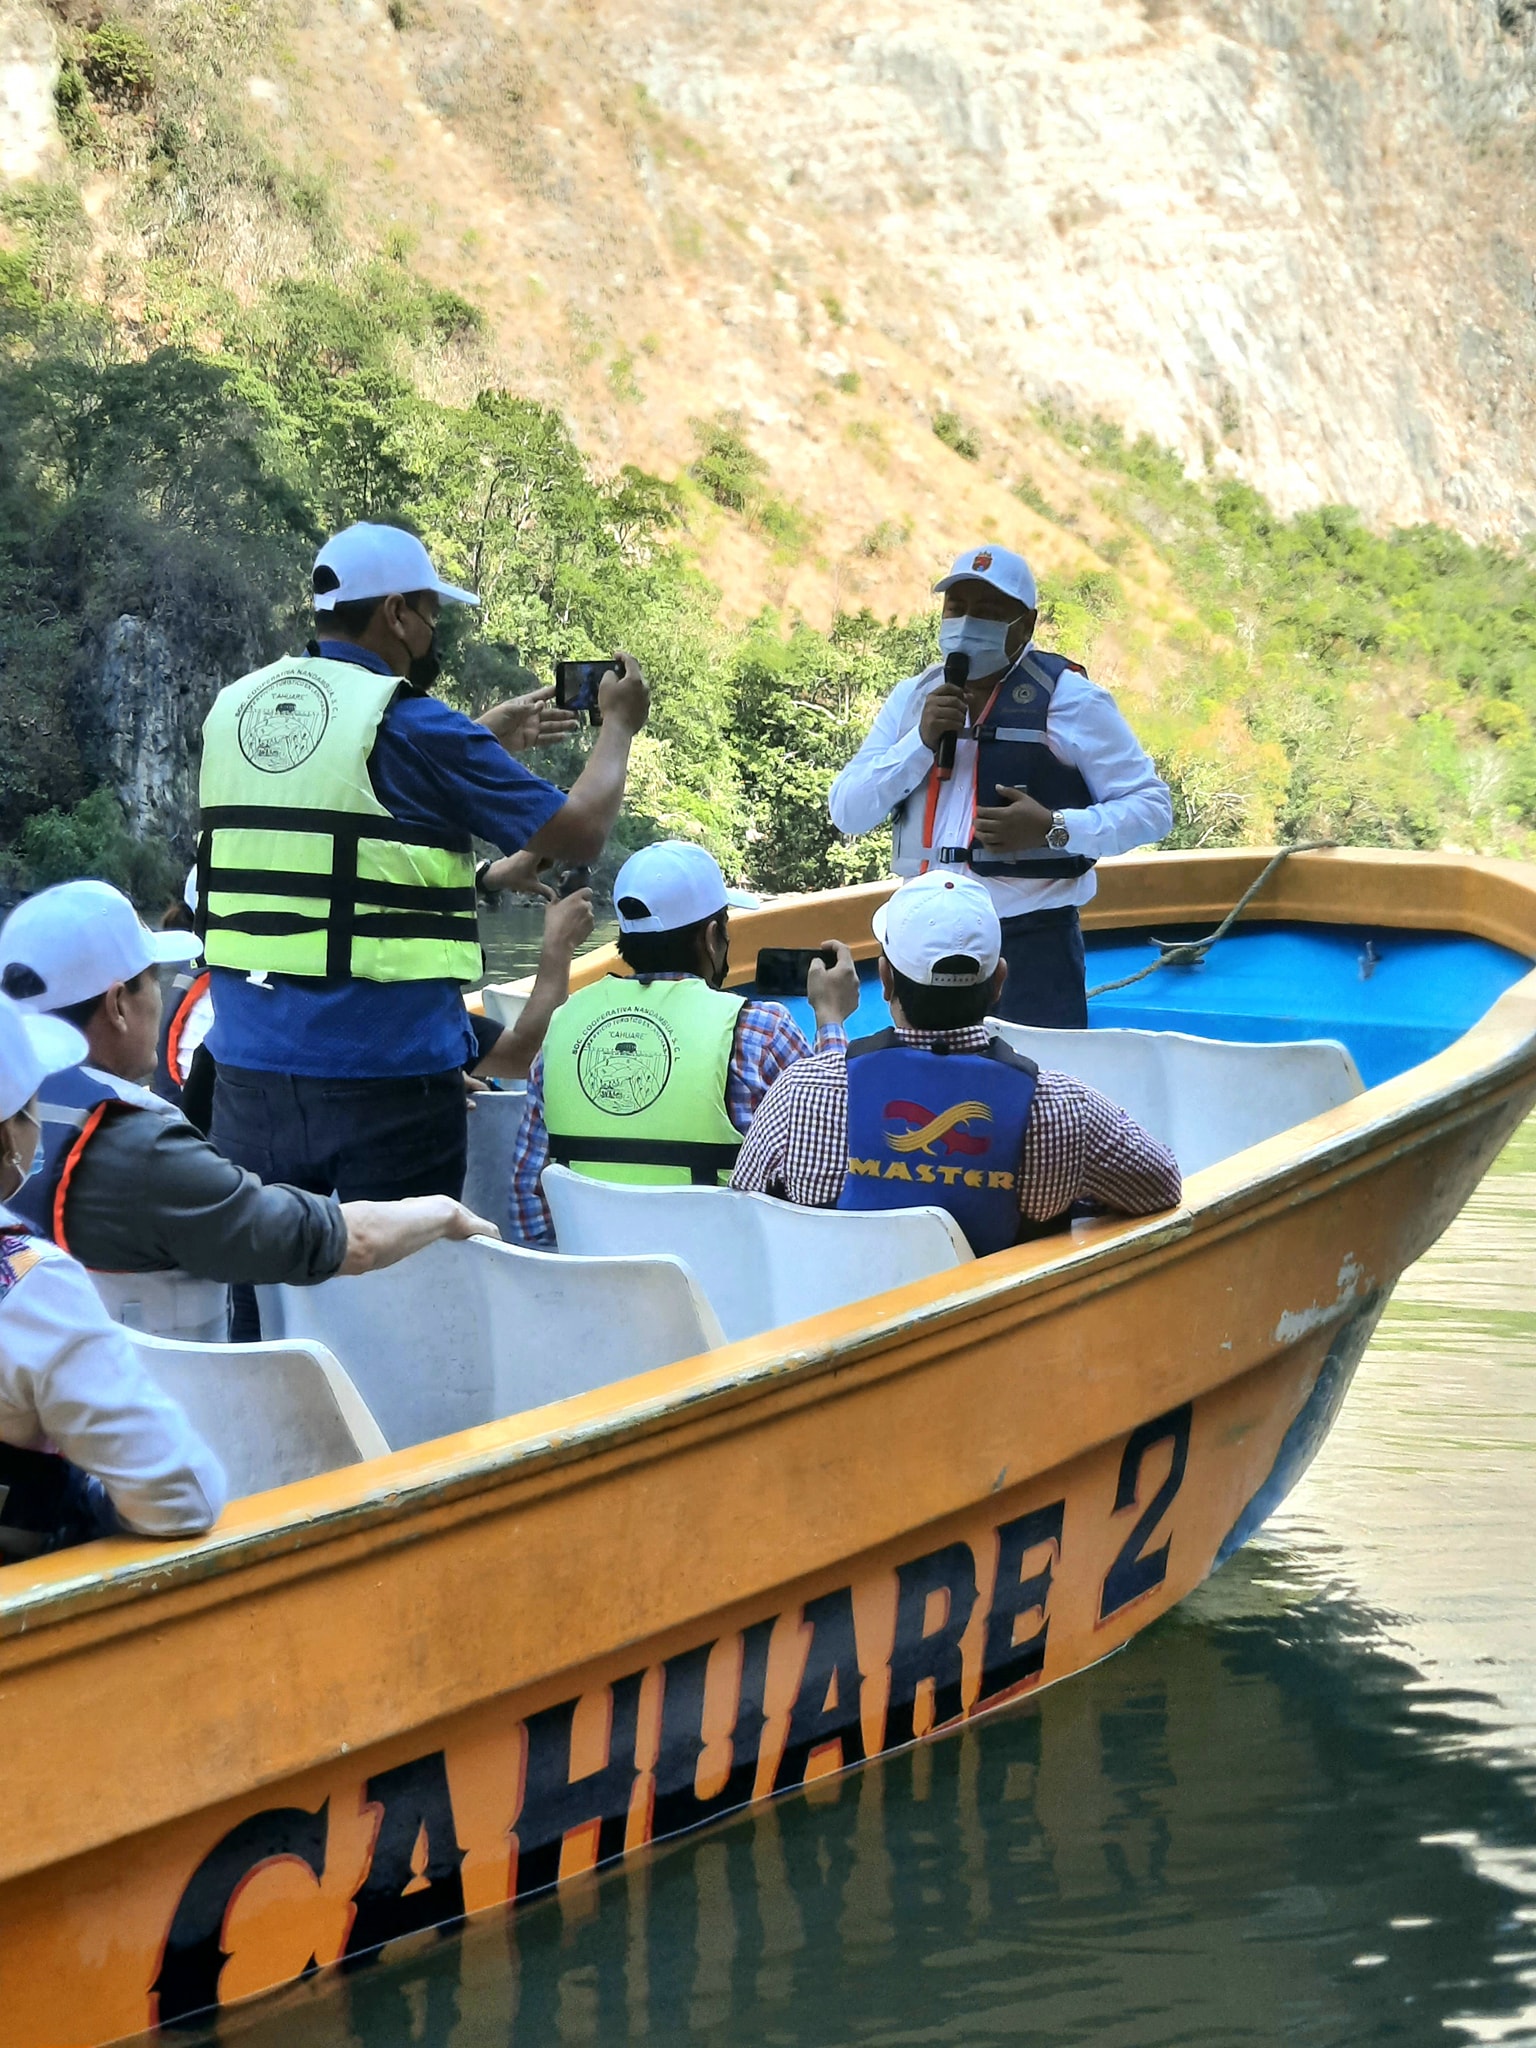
[746,923,1532,1090]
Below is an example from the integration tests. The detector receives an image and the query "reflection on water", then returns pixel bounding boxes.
[476,906,619,992]
[187,1122,1536,2048]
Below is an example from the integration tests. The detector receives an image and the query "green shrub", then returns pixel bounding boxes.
[80,22,157,108]
[53,61,104,155]
[688,415,769,513]
[932,410,980,462]
[15,790,179,905]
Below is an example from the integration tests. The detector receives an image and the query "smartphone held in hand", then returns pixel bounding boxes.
[553,659,616,724]
[754,946,838,999]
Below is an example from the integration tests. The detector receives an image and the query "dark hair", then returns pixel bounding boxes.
[312,583,435,638]
[616,905,724,976]
[889,959,994,1031]
[1,965,153,1034]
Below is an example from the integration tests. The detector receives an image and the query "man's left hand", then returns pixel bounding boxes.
[973,786,1054,853]
[476,687,580,755]
[479,849,556,897]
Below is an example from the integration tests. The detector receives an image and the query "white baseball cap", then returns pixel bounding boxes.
[312,523,479,612]
[612,842,757,934]
[933,543,1038,612]
[0,880,201,1014]
[872,872,1002,986]
[0,994,87,1122]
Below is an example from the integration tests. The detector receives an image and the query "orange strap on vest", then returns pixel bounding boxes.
[165,970,211,1089]
[50,1103,112,1260]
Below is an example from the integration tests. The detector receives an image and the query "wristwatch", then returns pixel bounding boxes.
[1046,811,1071,851]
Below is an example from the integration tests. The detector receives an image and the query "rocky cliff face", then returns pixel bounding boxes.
[603,0,1536,535]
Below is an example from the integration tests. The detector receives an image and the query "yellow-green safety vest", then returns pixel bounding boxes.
[543,975,745,1186]
[197,657,482,984]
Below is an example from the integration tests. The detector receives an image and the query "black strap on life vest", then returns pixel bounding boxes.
[546,1134,743,1187]
[197,805,479,981]
[847,1028,1039,1078]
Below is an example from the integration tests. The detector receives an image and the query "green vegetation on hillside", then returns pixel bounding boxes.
[4,0,1536,908]
[1069,420,1536,853]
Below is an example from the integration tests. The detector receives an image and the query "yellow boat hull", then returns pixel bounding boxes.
[2,849,1533,2045]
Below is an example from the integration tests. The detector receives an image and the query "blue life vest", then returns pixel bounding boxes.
[962,650,1096,882]
[8,1065,140,1253]
[837,1032,1039,1255]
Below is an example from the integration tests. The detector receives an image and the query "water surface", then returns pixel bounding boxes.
[185,1117,1536,2046]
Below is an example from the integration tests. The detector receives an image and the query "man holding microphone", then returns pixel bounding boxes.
[828,545,1172,1028]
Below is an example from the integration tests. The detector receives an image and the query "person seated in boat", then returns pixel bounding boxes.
[828,544,1172,1030]
[508,842,860,1246]
[731,871,1182,1248]
[0,881,500,1344]
[196,520,650,1220]
[0,993,226,1561]
[153,867,216,1136]
[462,882,596,1091]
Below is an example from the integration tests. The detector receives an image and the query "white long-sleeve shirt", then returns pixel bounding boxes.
[0,1210,226,1539]
[827,651,1174,917]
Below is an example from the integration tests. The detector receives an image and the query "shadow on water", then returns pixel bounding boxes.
[175,1119,1536,2048]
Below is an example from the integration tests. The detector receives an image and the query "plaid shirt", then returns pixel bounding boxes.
[509,975,847,1245]
[730,1023,1182,1222]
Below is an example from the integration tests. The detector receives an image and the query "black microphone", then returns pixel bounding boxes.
[935,650,970,781]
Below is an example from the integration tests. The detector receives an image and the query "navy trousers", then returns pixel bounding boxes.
[213,1067,468,1340]
[212,1066,469,1202]
[991,906,1089,1030]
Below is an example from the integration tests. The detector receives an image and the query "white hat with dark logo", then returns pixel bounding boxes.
[933,543,1038,612]
[613,842,757,934]
[0,880,201,1014]
[0,993,87,1121]
[312,523,479,611]
[873,872,1002,986]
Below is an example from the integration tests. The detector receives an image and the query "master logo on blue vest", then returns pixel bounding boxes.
[237,675,331,774]
[575,1011,674,1116]
[882,1100,993,1158]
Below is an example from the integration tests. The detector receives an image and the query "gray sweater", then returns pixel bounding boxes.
[61,1092,347,1285]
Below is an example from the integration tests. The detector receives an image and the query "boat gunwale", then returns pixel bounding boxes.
[4,848,1536,1645]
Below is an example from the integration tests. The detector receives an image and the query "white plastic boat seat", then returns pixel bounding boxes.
[260,1235,726,1451]
[462,1083,528,1227]
[128,1329,388,1497]
[468,1235,726,1413]
[542,1165,972,1344]
[542,1166,774,1345]
[258,1238,492,1452]
[986,1021,1365,1175]
[739,1191,973,1326]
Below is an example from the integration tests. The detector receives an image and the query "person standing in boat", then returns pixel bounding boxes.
[732,872,1181,1247]
[828,545,1173,1029]
[196,521,650,1219]
[0,993,227,1560]
[508,841,860,1246]
[0,881,502,1342]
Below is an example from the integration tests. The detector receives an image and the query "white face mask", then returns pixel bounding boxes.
[938,613,1014,673]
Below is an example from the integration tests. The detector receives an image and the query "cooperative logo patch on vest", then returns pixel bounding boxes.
[236,675,332,774]
[575,1011,674,1116]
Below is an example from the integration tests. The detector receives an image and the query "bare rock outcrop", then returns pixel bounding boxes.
[607,0,1536,534]
[0,0,59,181]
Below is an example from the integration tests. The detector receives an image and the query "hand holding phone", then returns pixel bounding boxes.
[754,945,839,998]
[553,658,615,725]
